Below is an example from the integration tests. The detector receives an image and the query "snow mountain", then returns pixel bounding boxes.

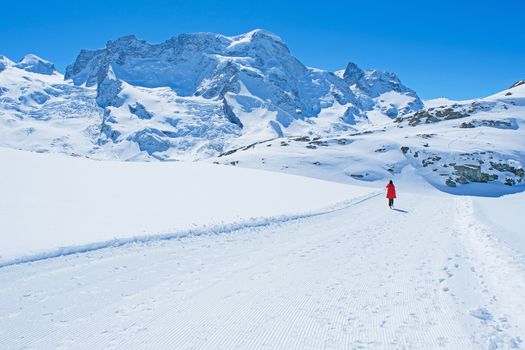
[215,79,525,196]
[0,54,102,156]
[61,30,424,158]
[0,30,422,158]
[15,54,57,75]
[0,30,523,195]
[339,62,423,118]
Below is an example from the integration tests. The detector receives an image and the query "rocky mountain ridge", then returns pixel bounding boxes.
[0,30,523,195]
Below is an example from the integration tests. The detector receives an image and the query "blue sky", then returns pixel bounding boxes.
[1,0,523,99]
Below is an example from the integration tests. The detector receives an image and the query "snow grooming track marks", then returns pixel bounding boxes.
[3,192,520,349]
[0,191,381,269]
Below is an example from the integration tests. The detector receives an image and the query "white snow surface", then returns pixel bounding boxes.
[0,167,523,349]
[0,147,374,266]
[473,191,525,255]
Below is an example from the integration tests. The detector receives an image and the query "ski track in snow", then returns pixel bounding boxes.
[0,193,524,349]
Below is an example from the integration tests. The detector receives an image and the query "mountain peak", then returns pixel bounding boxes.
[0,55,15,71]
[242,29,283,42]
[106,35,142,47]
[225,29,288,54]
[343,62,365,85]
[15,54,57,75]
[65,29,298,93]
[0,54,14,63]
[365,69,399,80]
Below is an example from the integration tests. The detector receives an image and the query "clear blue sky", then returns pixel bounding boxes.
[1,0,523,100]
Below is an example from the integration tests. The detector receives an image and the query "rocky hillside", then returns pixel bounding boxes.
[215,81,525,196]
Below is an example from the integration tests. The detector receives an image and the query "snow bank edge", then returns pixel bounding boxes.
[0,191,381,269]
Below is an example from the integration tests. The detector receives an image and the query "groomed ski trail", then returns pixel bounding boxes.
[0,193,523,349]
[0,192,380,269]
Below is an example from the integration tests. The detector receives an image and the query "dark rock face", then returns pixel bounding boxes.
[342,62,424,117]
[29,91,49,104]
[222,99,243,128]
[509,80,525,89]
[128,102,153,120]
[342,106,362,124]
[343,63,364,85]
[453,164,498,183]
[459,119,517,130]
[95,66,123,108]
[397,101,498,127]
[490,162,525,180]
[401,106,469,126]
[127,128,171,155]
[65,49,105,86]
[422,156,442,167]
[446,178,457,187]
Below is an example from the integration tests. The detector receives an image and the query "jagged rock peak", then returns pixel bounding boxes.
[107,34,140,46]
[96,29,284,55]
[64,29,292,89]
[343,62,365,85]
[62,29,424,121]
[342,62,410,95]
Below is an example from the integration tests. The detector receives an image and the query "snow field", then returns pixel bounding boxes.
[0,147,375,266]
[1,191,523,349]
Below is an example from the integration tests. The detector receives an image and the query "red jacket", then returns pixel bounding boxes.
[386,183,396,199]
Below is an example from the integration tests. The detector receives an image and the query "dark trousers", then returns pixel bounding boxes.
[388,198,394,207]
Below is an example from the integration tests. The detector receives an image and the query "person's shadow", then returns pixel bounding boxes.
[392,208,408,213]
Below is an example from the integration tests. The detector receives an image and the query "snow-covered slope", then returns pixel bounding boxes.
[63,30,365,156]
[2,176,524,349]
[216,81,525,196]
[15,54,57,75]
[1,30,523,195]
[473,190,525,255]
[0,55,103,155]
[393,82,525,192]
[1,30,423,161]
[0,147,374,266]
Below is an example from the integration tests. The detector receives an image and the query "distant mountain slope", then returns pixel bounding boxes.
[0,30,523,195]
[1,30,423,161]
[215,81,525,196]
[0,54,102,155]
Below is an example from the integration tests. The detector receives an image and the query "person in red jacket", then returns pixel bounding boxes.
[386,180,396,208]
